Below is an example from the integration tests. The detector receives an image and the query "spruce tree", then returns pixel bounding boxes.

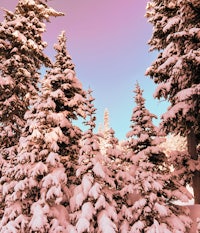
[70,89,118,233]
[146,0,200,203]
[98,108,112,154]
[47,31,86,184]
[0,31,85,232]
[103,128,129,233]
[120,83,192,232]
[0,0,63,152]
[0,0,63,219]
[125,82,158,155]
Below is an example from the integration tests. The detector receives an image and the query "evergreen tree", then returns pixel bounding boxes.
[163,135,193,194]
[98,108,112,154]
[0,0,63,219]
[0,31,85,232]
[70,89,118,233]
[47,31,86,184]
[125,82,158,155]
[105,128,122,163]
[0,0,63,153]
[120,83,192,232]
[103,128,130,233]
[146,0,200,203]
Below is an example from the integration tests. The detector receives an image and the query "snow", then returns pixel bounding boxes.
[14,179,27,192]
[175,87,195,102]
[95,195,106,210]
[29,202,49,231]
[163,16,180,33]
[130,220,145,233]
[46,186,63,203]
[157,56,177,72]
[76,217,90,233]
[167,214,189,233]
[46,152,60,166]
[22,0,35,6]
[27,39,38,50]
[88,182,102,199]
[154,203,168,217]
[81,202,95,220]
[133,198,147,210]
[31,162,47,177]
[32,129,42,139]
[82,174,93,196]
[75,192,86,209]
[12,30,27,44]
[98,211,117,233]
[92,161,106,178]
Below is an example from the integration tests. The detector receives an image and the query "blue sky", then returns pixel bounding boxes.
[0,0,169,140]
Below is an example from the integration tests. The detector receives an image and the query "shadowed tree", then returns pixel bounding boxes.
[146,0,200,203]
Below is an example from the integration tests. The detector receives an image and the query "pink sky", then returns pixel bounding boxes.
[0,0,168,139]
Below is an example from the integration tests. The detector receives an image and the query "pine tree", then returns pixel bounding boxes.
[103,128,129,233]
[120,83,192,232]
[0,31,85,232]
[162,135,193,193]
[146,0,200,203]
[70,89,118,233]
[98,108,112,154]
[0,0,63,152]
[0,0,63,219]
[125,82,158,155]
[47,31,86,184]
[105,128,122,163]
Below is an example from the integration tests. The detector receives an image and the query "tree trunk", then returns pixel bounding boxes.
[187,130,200,204]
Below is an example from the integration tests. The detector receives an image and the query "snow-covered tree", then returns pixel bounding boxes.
[125,82,158,156]
[47,31,86,184]
[98,108,112,154]
[120,83,192,232]
[162,134,187,154]
[146,0,200,203]
[105,128,122,162]
[162,135,194,191]
[103,128,132,233]
[70,89,118,233]
[103,108,110,132]
[0,0,63,152]
[0,31,85,232]
[0,0,63,219]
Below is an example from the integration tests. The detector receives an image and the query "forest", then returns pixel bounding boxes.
[0,0,200,232]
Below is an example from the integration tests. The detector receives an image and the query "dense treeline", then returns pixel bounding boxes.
[0,0,199,232]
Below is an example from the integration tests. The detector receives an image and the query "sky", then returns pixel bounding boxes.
[0,0,169,140]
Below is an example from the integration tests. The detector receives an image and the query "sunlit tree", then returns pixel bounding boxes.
[0,31,85,232]
[121,83,192,232]
[0,0,63,219]
[71,89,118,233]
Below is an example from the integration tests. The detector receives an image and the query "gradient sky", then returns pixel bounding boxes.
[0,0,168,140]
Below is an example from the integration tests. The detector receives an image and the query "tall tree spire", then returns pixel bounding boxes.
[71,89,118,233]
[0,30,85,232]
[146,0,200,203]
[120,83,192,232]
[0,0,63,219]
[103,108,110,132]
